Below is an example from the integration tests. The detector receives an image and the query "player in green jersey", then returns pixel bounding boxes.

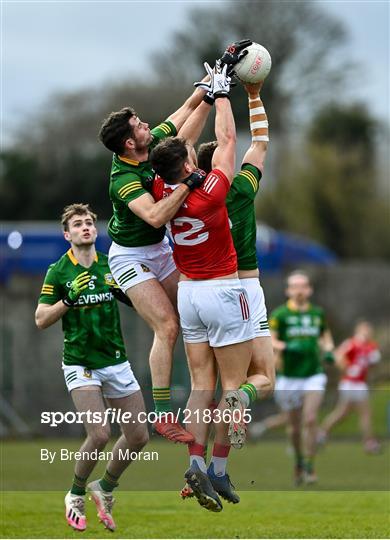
[270,270,335,485]
[35,204,148,532]
[98,78,212,444]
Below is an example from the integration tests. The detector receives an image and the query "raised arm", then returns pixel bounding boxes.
[167,78,209,133]
[196,62,237,182]
[241,81,269,173]
[178,100,213,148]
[211,97,236,182]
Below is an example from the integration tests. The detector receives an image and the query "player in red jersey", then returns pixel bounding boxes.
[150,62,255,512]
[319,321,381,453]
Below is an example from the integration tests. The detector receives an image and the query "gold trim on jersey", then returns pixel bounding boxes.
[118,155,140,166]
[118,182,143,199]
[159,123,171,135]
[41,284,54,295]
[238,169,258,192]
[66,249,98,266]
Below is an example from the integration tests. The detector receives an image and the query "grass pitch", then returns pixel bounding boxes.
[1,439,389,538]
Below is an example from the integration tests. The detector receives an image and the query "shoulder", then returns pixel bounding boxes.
[111,171,145,200]
[236,163,262,183]
[96,251,109,264]
[270,304,288,319]
[204,169,229,191]
[311,305,326,317]
[47,253,69,272]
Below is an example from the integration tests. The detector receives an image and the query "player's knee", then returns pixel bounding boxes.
[89,427,111,449]
[125,425,149,450]
[156,317,179,344]
[303,415,317,429]
[135,428,149,450]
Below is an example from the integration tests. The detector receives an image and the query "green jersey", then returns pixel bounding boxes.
[226,163,262,270]
[270,301,327,378]
[107,120,177,247]
[38,249,127,370]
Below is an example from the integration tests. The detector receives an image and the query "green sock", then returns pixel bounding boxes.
[305,457,314,473]
[153,387,172,413]
[239,383,257,404]
[296,453,304,468]
[70,474,87,496]
[99,470,119,493]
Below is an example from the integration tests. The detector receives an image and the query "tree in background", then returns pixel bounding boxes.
[258,104,390,258]
[153,0,349,132]
[0,0,350,221]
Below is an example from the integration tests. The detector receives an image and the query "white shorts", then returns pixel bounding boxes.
[108,236,176,293]
[240,278,270,337]
[62,361,140,399]
[339,380,369,402]
[178,279,255,348]
[274,373,327,411]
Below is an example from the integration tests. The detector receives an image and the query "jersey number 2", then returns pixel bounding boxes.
[173,217,209,246]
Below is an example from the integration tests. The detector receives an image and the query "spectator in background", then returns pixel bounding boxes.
[318,320,381,454]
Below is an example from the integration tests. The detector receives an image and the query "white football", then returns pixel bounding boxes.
[234,43,272,83]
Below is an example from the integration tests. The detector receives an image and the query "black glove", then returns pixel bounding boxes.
[219,39,252,74]
[182,169,207,190]
[110,286,134,308]
[143,175,155,192]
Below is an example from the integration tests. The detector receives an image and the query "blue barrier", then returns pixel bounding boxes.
[0,222,336,282]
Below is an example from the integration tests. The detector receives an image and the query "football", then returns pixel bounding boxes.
[234,42,272,83]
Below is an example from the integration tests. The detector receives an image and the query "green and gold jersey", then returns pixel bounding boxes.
[226,163,262,270]
[38,250,127,370]
[107,120,177,247]
[270,301,327,378]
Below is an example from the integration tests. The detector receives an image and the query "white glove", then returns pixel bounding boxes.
[194,61,232,99]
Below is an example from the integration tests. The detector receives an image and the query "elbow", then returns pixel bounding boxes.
[35,318,47,330]
[35,312,47,330]
[35,319,46,330]
[148,215,164,229]
[227,131,237,146]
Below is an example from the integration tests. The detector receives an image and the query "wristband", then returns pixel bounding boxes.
[62,296,76,307]
[249,96,269,142]
[203,93,215,106]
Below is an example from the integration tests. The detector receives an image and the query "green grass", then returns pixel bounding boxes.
[1,490,389,538]
[1,439,389,538]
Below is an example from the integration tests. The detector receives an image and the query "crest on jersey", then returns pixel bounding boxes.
[104,273,116,286]
[141,264,150,273]
[83,369,92,379]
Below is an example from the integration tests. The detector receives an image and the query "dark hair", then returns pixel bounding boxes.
[98,107,136,154]
[61,203,97,231]
[150,137,189,183]
[197,141,218,174]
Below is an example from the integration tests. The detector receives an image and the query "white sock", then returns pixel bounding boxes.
[190,455,207,473]
[210,456,227,476]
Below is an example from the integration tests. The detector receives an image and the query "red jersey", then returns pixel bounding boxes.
[341,338,381,383]
[152,169,237,279]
